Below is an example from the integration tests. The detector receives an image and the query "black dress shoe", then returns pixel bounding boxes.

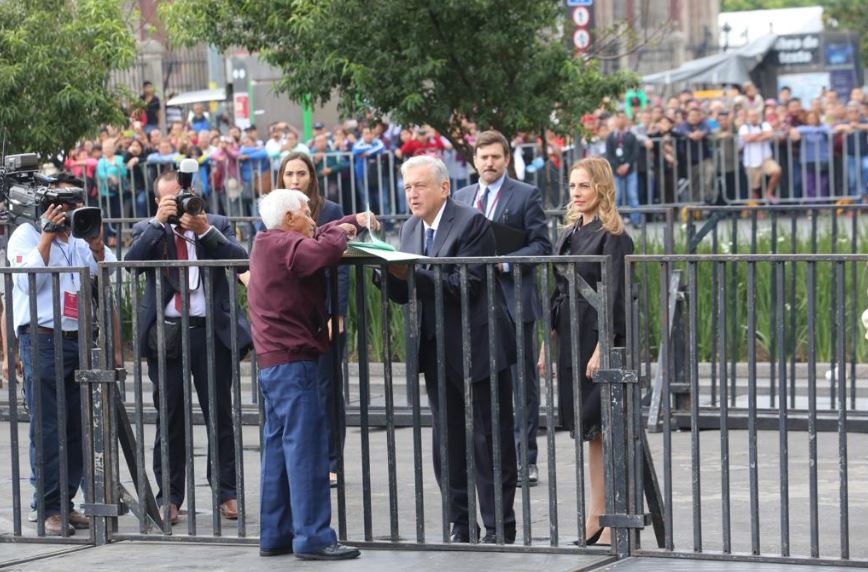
[260,545,293,557]
[481,528,516,545]
[295,543,360,561]
[450,528,470,543]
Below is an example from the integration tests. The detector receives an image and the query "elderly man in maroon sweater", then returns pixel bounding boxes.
[247,188,377,561]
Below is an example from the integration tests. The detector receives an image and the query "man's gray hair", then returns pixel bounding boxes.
[258,189,309,230]
[401,155,450,184]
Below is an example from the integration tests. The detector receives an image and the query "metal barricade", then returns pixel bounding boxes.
[0,265,99,544]
[16,254,648,559]
[628,253,868,564]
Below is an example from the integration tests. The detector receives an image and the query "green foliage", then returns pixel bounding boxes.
[721,0,817,12]
[161,0,635,162]
[635,228,868,364]
[0,0,136,157]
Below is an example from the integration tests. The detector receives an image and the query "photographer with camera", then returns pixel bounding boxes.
[125,166,251,526]
[6,176,116,536]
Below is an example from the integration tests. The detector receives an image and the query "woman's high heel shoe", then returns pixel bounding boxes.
[586,527,604,545]
[573,527,606,546]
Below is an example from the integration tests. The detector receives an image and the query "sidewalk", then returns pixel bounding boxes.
[0,541,613,571]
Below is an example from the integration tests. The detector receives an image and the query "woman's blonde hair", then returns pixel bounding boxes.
[563,156,625,235]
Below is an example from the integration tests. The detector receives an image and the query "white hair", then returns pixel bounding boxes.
[401,155,450,184]
[258,189,309,230]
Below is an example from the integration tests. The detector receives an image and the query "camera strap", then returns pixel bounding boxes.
[53,238,80,319]
[53,238,76,286]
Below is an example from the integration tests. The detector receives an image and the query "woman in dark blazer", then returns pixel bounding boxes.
[539,156,633,546]
[277,152,349,487]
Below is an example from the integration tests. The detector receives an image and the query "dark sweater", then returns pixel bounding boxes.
[248,214,359,368]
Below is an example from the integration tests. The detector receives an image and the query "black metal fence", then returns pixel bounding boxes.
[629,253,868,564]
[3,243,868,566]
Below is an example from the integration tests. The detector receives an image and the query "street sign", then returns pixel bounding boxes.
[573,6,591,27]
[573,29,591,50]
[233,93,250,129]
[567,0,593,6]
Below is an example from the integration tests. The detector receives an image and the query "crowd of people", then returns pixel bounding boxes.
[17,72,867,558]
[50,80,868,246]
[579,81,868,212]
[12,118,641,558]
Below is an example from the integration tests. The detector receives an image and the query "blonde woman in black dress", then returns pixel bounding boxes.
[538,156,633,546]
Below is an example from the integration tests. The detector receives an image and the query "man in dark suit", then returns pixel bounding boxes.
[454,130,551,487]
[380,155,517,544]
[606,112,642,226]
[125,170,251,525]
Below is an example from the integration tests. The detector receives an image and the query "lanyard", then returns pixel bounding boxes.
[476,186,501,219]
[53,239,77,287]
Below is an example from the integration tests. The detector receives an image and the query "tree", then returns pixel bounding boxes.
[161,0,635,163]
[721,0,817,11]
[0,0,136,158]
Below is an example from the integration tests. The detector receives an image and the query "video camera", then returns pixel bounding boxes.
[169,158,205,224]
[0,153,102,239]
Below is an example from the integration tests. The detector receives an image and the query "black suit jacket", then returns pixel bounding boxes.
[124,214,252,358]
[381,198,515,385]
[453,177,551,322]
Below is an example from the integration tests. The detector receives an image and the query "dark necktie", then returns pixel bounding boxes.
[174,232,188,311]
[424,228,435,256]
[478,186,489,213]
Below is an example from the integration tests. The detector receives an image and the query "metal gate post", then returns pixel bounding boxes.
[596,346,649,558]
[76,347,126,545]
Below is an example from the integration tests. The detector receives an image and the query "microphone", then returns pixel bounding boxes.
[177,158,198,191]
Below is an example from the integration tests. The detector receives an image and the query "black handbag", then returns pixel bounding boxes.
[147,318,182,360]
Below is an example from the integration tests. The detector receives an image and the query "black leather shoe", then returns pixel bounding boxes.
[295,543,360,561]
[450,524,482,543]
[481,528,516,545]
[450,528,470,543]
[260,545,293,557]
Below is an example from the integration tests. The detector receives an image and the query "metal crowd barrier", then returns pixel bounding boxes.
[0,265,101,543]
[1,254,657,560]
[4,247,868,566]
[628,253,868,564]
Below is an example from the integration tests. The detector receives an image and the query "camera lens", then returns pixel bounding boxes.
[68,207,102,240]
[182,195,204,215]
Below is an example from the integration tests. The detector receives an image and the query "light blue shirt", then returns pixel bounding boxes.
[7,223,116,334]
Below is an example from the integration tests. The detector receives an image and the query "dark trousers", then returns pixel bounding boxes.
[20,333,83,515]
[259,361,337,553]
[512,320,539,467]
[424,367,517,534]
[147,326,237,508]
[317,332,347,473]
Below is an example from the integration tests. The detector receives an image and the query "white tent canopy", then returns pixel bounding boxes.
[642,34,778,86]
[166,88,226,106]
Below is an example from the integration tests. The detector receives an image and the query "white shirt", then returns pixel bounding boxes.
[474,173,506,220]
[738,122,773,168]
[163,225,208,318]
[7,223,116,333]
[422,200,448,254]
